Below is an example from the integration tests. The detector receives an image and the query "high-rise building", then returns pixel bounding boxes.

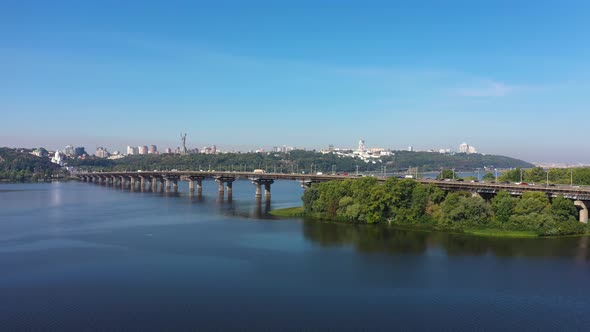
[459,142,469,153]
[74,147,86,156]
[148,145,157,154]
[95,147,109,158]
[358,139,366,152]
[459,142,477,154]
[51,151,64,166]
[138,146,148,155]
[126,146,135,155]
[408,146,414,152]
[64,145,75,156]
[165,147,172,154]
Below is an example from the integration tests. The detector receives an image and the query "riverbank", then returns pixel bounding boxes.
[269,206,305,217]
[0,177,78,183]
[269,206,580,238]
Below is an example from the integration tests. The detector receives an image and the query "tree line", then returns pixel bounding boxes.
[302,177,587,236]
[68,150,533,174]
[496,167,590,186]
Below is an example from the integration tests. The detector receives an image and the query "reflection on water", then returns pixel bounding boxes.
[302,220,590,260]
[2,182,590,330]
[38,181,590,260]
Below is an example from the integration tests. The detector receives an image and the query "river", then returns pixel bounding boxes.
[1,181,589,331]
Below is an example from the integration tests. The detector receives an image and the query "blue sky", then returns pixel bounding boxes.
[1,0,589,163]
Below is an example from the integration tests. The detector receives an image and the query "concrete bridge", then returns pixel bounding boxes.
[78,171,590,223]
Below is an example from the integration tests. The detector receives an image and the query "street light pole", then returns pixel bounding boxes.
[520,169,523,183]
[571,168,573,186]
[452,168,455,181]
[495,168,498,182]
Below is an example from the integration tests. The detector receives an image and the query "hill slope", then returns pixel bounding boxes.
[67,150,533,173]
[0,148,63,181]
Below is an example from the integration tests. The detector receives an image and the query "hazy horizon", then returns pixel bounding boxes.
[2,1,589,164]
[0,137,581,165]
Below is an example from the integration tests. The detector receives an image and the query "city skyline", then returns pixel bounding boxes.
[1,1,589,163]
[21,138,590,168]
[0,134,583,165]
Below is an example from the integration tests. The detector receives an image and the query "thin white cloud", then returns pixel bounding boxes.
[454,80,517,97]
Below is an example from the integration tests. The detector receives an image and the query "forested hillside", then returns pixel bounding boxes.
[0,148,64,181]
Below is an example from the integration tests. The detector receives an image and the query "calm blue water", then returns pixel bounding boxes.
[1,181,590,331]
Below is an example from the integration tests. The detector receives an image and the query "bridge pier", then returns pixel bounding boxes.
[140,176,148,192]
[151,176,159,192]
[575,200,589,223]
[264,182,271,199]
[187,176,205,194]
[215,176,236,198]
[254,182,261,198]
[196,179,203,194]
[227,181,233,197]
[251,179,274,199]
[164,176,179,192]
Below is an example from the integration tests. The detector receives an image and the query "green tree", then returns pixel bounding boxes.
[302,186,319,213]
[482,172,495,182]
[499,168,521,183]
[437,169,459,180]
[514,192,550,215]
[491,191,515,223]
[440,193,491,225]
[525,167,546,183]
[549,196,578,223]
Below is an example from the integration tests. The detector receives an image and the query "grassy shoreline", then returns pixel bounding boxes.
[269,207,305,217]
[269,206,585,238]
